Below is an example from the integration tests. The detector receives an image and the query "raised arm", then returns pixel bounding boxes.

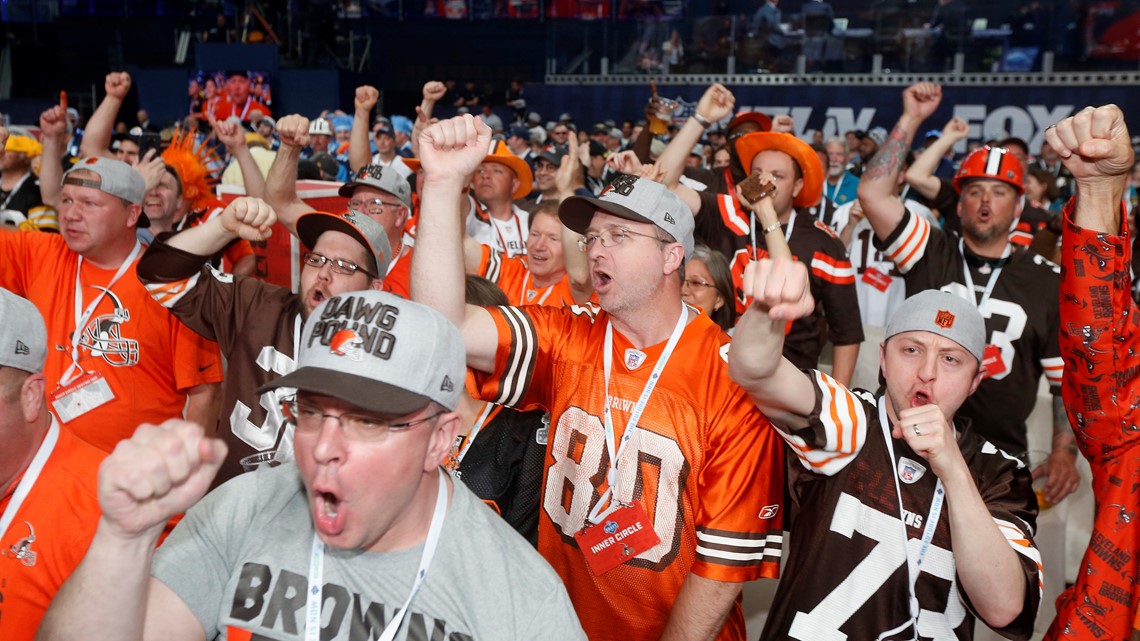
[211,116,266,198]
[656,84,735,190]
[411,81,447,160]
[858,82,942,242]
[906,116,968,200]
[38,103,69,210]
[80,72,131,160]
[350,86,379,174]
[36,420,227,641]
[166,196,276,256]
[412,115,502,373]
[264,115,313,234]
[728,182,818,427]
[555,134,592,302]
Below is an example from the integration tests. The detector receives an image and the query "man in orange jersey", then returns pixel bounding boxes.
[464,200,592,307]
[730,255,1041,640]
[412,114,785,641]
[0,288,106,641]
[0,156,221,453]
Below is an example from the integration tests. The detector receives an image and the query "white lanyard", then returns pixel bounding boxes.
[0,418,60,540]
[877,401,945,632]
[305,468,449,641]
[748,209,795,260]
[518,272,554,306]
[589,305,687,524]
[958,239,1010,311]
[827,173,846,202]
[456,402,496,464]
[61,241,143,386]
[1,172,31,210]
[292,314,301,359]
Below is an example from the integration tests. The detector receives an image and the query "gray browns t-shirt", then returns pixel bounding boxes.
[153,465,585,641]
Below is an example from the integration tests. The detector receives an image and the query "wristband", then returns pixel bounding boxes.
[762,220,781,234]
[692,112,712,129]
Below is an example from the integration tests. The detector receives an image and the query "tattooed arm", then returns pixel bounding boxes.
[857,82,942,242]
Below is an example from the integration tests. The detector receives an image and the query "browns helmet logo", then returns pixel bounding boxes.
[329,329,365,361]
[935,310,955,328]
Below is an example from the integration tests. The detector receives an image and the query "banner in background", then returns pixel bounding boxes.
[527,84,1140,152]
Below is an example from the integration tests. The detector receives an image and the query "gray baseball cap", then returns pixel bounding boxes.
[63,157,149,226]
[296,210,393,280]
[0,287,47,373]
[559,175,695,260]
[258,291,466,414]
[338,164,413,210]
[885,289,986,363]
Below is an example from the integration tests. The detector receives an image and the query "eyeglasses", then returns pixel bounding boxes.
[551,130,569,136]
[682,278,714,291]
[348,198,405,217]
[303,252,378,279]
[578,227,666,252]
[283,399,445,442]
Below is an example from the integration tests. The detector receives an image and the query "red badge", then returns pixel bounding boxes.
[981,344,1007,379]
[574,502,661,576]
[935,309,955,328]
[861,266,893,293]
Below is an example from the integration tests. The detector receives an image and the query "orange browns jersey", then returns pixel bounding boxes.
[1046,208,1140,641]
[0,231,223,453]
[0,421,106,641]
[764,371,1042,641]
[471,304,785,641]
[477,244,576,307]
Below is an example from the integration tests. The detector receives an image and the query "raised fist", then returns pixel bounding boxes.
[355,86,380,113]
[277,114,311,149]
[105,72,132,100]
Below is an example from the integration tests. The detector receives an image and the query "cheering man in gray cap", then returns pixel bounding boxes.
[138,197,391,486]
[412,114,784,641]
[0,156,221,455]
[268,114,417,297]
[729,255,1041,640]
[0,288,106,641]
[39,290,585,641]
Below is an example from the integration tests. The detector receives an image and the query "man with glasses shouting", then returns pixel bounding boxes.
[412,114,785,641]
[137,196,391,487]
[268,114,418,296]
[38,289,585,641]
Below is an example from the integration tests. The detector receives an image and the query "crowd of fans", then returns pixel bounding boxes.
[1,70,1138,641]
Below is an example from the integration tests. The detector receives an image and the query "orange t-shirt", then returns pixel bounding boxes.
[474,304,784,640]
[0,231,223,452]
[0,421,105,641]
[477,244,578,307]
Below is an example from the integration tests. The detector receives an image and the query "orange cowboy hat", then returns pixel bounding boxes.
[481,139,534,200]
[734,132,824,208]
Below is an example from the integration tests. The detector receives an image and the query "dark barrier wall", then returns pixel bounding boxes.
[524,84,1140,152]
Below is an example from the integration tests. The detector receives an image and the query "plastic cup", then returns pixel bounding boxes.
[240,451,281,473]
[647,96,679,135]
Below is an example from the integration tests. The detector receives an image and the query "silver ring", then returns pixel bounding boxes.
[913,424,922,436]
